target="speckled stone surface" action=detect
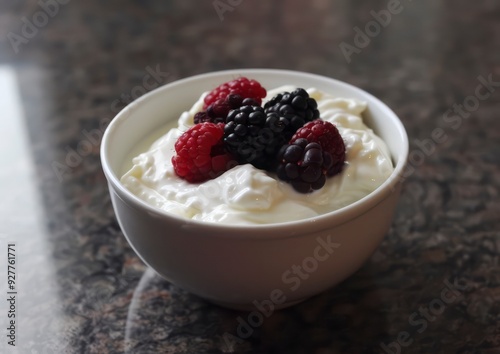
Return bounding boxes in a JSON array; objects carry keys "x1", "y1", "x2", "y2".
[{"x1": 0, "y1": 0, "x2": 499, "y2": 353}]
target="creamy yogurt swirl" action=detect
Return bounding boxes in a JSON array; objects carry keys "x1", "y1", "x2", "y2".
[{"x1": 120, "y1": 86, "x2": 394, "y2": 225}]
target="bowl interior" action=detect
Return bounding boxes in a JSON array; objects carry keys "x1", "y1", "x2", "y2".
[{"x1": 101, "y1": 69, "x2": 408, "y2": 228}]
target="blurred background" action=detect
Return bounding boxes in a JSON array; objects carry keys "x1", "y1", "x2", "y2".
[{"x1": 0, "y1": 0, "x2": 499, "y2": 353}]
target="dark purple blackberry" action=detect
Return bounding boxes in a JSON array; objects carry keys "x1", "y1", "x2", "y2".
[
  {"x1": 276, "y1": 138, "x2": 333, "y2": 193},
  {"x1": 224, "y1": 106, "x2": 288, "y2": 170},
  {"x1": 194, "y1": 111, "x2": 222, "y2": 124},
  {"x1": 264, "y1": 88, "x2": 320, "y2": 140},
  {"x1": 194, "y1": 94, "x2": 258, "y2": 124}
]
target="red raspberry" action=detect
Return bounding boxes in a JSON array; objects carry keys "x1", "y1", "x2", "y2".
[
  {"x1": 291, "y1": 120, "x2": 346, "y2": 176},
  {"x1": 172, "y1": 123, "x2": 236, "y2": 183},
  {"x1": 194, "y1": 94, "x2": 258, "y2": 124},
  {"x1": 203, "y1": 77, "x2": 267, "y2": 109}
]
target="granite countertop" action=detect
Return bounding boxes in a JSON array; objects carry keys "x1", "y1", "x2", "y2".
[{"x1": 1, "y1": 0, "x2": 499, "y2": 353}]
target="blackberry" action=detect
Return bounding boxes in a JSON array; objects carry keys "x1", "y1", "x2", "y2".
[
  {"x1": 224, "y1": 106, "x2": 289, "y2": 170},
  {"x1": 194, "y1": 94, "x2": 258, "y2": 124},
  {"x1": 194, "y1": 111, "x2": 222, "y2": 124},
  {"x1": 291, "y1": 119, "x2": 346, "y2": 176},
  {"x1": 264, "y1": 88, "x2": 320, "y2": 140},
  {"x1": 276, "y1": 138, "x2": 334, "y2": 193}
]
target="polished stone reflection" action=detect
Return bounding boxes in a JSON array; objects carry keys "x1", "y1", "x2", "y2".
[
  {"x1": 0, "y1": 66, "x2": 68, "y2": 353},
  {"x1": 124, "y1": 268, "x2": 237, "y2": 353}
]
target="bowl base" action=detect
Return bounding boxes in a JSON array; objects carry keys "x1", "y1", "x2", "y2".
[{"x1": 207, "y1": 297, "x2": 308, "y2": 311}]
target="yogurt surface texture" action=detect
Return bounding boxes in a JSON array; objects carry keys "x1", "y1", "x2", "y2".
[{"x1": 120, "y1": 86, "x2": 394, "y2": 225}]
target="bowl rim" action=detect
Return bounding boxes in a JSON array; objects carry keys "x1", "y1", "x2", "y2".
[{"x1": 101, "y1": 68, "x2": 409, "y2": 235}]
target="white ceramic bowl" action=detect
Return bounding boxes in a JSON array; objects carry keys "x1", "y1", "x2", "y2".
[{"x1": 101, "y1": 69, "x2": 408, "y2": 310}]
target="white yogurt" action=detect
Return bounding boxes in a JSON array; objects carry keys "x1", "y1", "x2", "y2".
[{"x1": 120, "y1": 86, "x2": 394, "y2": 225}]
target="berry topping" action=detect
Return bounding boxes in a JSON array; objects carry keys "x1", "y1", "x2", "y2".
[
  {"x1": 223, "y1": 105, "x2": 289, "y2": 170},
  {"x1": 173, "y1": 79, "x2": 347, "y2": 191},
  {"x1": 203, "y1": 77, "x2": 267, "y2": 109},
  {"x1": 264, "y1": 88, "x2": 320, "y2": 139},
  {"x1": 277, "y1": 138, "x2": 334, "y2": 193},
  {"x1": 194, "y1": 94, "x2": 259, "y2": 124},
  {"x1": 291, "y1": 120, "x2": 346, "y2": 176},
  {"x1": 172, "y1": 123, "x2": 235, "y2": 183}
]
